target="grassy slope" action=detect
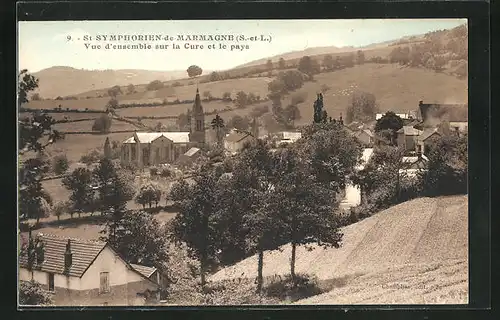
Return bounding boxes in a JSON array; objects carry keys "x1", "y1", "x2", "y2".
[
  {"x1": 285, "y1": 63, "x2": 468, "y2": 124},
  {"x1": 210, "y1": 195, "x2": 468, "y2": 304}
]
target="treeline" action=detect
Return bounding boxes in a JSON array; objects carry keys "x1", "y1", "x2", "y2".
[{"x1": 20, "y1": 106, "x2": 105, "y2": 113}]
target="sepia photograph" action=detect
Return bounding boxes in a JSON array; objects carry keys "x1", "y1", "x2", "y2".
[{"x1": 17, "y1": 19, "x2": 469, "y2": 307}]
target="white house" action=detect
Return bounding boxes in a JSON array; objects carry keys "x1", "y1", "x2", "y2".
[
  {"x1": 224, "y1": 130, "x2": 254, "y2": 154},
  {"x1": 277, "y1": 131, "x2": 302, "y2": 145},
  {"x1": 19, "y1": 233, "x2": 160, "y2": 306}
]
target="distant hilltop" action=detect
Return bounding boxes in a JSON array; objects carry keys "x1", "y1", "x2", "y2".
[{"x1": 30, "y1": 67, "x2": 191, "y2": 99}]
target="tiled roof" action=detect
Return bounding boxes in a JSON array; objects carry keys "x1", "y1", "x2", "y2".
[
  {"x1": 19, "y1": 233, "x2": 106, "y2": 278},
  {"x1": 123, "y1": 136, "x2": 136, "y2": 144},
  {"x1": 417, "y1": 128, "x2": 441, "y2": 142},
  {"x1": 130, "y1": 132, "x2": 190, "y2": 144},
  {"x1": 225, "y1": 131, "x2": 252, "y2": 143},
  {"x1": 130, "y1": 263, "x2": 157, "y2": 279}
]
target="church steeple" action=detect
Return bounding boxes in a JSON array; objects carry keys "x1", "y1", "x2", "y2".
[{"x1": 190, "y1": 88, "x2": 205, "y2": 145}]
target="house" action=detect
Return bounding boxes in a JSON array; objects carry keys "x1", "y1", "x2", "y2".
[
  {"x1": 416, "y1": 128, "x2": 442, "y2": 155},
  {"x1": 19, "y1": 233, "x2": 160, "y2": 306},
  {"x1": 418, "y1": 101, "x2": 468, "y2": 127},
  {"x1": 354, "y1": 129, "x2": 374, "y2": 146},
  {"x1": 224, "y1": 130, "x2": 254, "y2": 154},
  {"x1": 376, "y1": 112, "x2": 416, "y2": 121},
  {"x1": 277, "y1": 131, "x2": 302, "y2": 145},
  {"x1": 400, "y1": 154, "x2": 429, "y2": 177},
  {"x1": 120, "y1": 89, "x2": 206, "y2": 168},
  {"x1": 176, "y1": 147, "x2": 202, "y2": 166},
  {"x1": 396, "y1": 126, "x2": 423, "y2": 152}
]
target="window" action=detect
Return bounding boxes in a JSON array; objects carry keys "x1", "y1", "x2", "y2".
[
  {"x1": 196, "y1": 120, "x2": 202, "y2": 131},
  {"x1": 48, "y1": 273, "x2": 54, "y2": 292},
  {"x1": 100, "y1": 272, "x2": 110, "y2": 293},
  {"x1": 131, "y1": 147, "x2": 136, "y2": 160}
]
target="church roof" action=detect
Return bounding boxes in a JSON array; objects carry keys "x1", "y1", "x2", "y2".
[
  {"x1": 193, "y1": 88, "x2": 203, "y2": 114},
  {"x1": 123, "y1": 132, "x2": 190, "y2": 144}
]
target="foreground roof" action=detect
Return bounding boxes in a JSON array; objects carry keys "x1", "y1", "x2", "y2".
[
  {"x1": 19, "y1": 233, "x2": 106, "y2": 278},
  {"x1": 19, "y1": 233, "x2": 157, "y2": 280}
]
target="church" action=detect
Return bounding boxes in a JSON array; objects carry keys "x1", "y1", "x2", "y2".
[{"x1": 120, "y1": 89, "x2": 206, "y2": 167}]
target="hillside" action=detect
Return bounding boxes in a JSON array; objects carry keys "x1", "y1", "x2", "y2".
[
  {"x1": 31, "y1": 67, "x2": 190, "y2": 99},
  {"x1": 210, "y1": 195, "x2": 468, "y2": 304}
]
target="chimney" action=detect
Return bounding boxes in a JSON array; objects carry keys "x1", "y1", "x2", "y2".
[
  {"x1": 64, "y1": 239, "x2": 72, "y2": 273},
  {"x1": 35, "y1": 238, "x2": 45, "y2": 264}
]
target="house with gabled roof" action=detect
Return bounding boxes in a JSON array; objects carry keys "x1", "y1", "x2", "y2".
[
  {"x1": 19, "y1": 233, "x2": 160, "y2": 306},
  {"x1": 416, "y1": 128, "x2": 442, "y2": 155},
  {"x1": 224, "y1": 130, "x2": 254, "y2": 155}
]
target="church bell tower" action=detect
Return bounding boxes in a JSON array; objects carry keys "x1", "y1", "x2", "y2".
[{"x1": 189, "y1": 88, "x2": 205, "y2": 145}]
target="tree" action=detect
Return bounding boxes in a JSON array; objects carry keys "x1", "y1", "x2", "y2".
[
  {"x1": 93, "y1": 158, "x2": 134, "y2": 217},
  {"x1": 279, "y1": 70, "x2": 305, "y2": 92},
  {"x1": 127, "y1": 83, "x2": 136, "y2": 94},
  {"x1": 346, "y1": 91, "x2": 377, "y2": 124},
  {"x1": 374, "y1": 111, "x2": 404, "y2": 145},
  {"x1": 18, "y1": 69, "x2": 39, "y2": 108},
  {"x1": 52, "y1": 154, "x2": 69, "y2": 175},
  {"x1": 222, "y1": 92, "x2": 232, "y2": 102},
  {"x1": 356, "y1": 50, "x2": 365, "y2": 65},
  {"x1": 421, "y1": 134, "x2": 467, "y2": 196},
  {"x1": 227, "y1": 115, "x2": 250, "y2": 131},
  {"x1": 313, "y1": 93, "x2": 327, "y2": 124},
  {"x1": 202, "y1": 90, "x2": 212, "y2": 101},
  {"x1": 146, "y1": 80, "x2": 164, "y2": 91},
  {"x1": 19, "y1": 280, "x2": 52, "y2": 305},
  {"x1": 232, "y1": 139, "x2": 284, "y2": 292},
  {"x1": 92, "y1": 114, "x2": 112, "y2": 133},
  {"x1": 31, "y1": 93, "x2": 41, "y2": 101},
  {"x1": 271, "y1": 146, "x2": 343, "y2": 284},
  {"x1": 235, "y1": 91, "x2": 248, "y2": 108},
  {"x1": 103, "y1": 137, "x2": 112, "y2": 159},
  {"x1": 209, "y1": 72, "x2": 221, "y2": 82},
  {"x1": 298, "y1": 56, "x2": 320, "y2": 79},
  {"x1": 102, "y1": 210, "x2": 170, "y2": 290},
  {"x1": 135, "y1": 182, "x2": 162, "y2": 209},
  {"x1": 107, "y1": 85, "x2": 122, "y2": 98},
  {"x1": 282, "y1": 104, "x2": 301, "y2": 128},
  {"x1": 278, "y1": 57, "x2": 286, "y2": 69},
  {"x1": 169, "y1": 167, "x2": 224, "y2": 288},
  {"x1": 266, "y1": 59, "x2": 273, "y2": 70},
  {"x1": 211, "y1": 114, "x2": 225, "y2": 147},
  {"x1": 62, "y1": 167, "x2": 95, "y2": 218},
  {"x1": 176, "y1": 112, "x2": 190, "y2": 131},
  {"x1": 106, "y1": 98, "x2": 119, "y2": 110},
  {"x1": 52, "y1": 201, "x2": 71, "y2": 221},
  {"x1": 389, "y1": 46, "x2": 410, "y2": 65},
  {"x1": 296, "y1": 122, "x2": 363, "y2": 193},
  {"x1": 187, "y1": 65, "x2": 203, "y2": 78},
  {"x1": 322, "y1": 54, "x2": 334, "y2": 72}
]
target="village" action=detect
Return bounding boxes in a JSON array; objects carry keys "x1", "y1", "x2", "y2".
[{"x1": 18, "y1": 20, "x2": 469, "y2": 306}]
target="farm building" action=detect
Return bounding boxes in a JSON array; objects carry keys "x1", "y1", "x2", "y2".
[{"x1": 19, "y1": 233, "x2": 160, "y2": 306}]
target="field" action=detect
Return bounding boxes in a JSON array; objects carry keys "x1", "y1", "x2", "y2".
[
  {"x1": 43, "y1": 132, "x2": 132, "y2": 163},
  {"x1": 24, "y1": 77, "x2": 272, "y2": 111},
  {"x1": 210, "y1": 195, "x2": 468, "y2": 304},
  {"x1": 282, "y1": 63, "x2": 468, "y2": 124},
  {"x1": 53, "y1": 119, "x2": 138, "y2": 132}
]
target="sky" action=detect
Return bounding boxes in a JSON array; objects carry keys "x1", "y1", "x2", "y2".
[{"x1": 18, "y1": 19, "x2": 466, "y2": 72}]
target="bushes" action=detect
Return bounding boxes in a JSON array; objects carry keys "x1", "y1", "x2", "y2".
[
  {"x1": 80, "y1": 149, "x2": 102, "y2": 164},
  {"x1": 92, "y1": 114, "x2": 112, "y2": 133},
  {"x1": 264, "y1": 274, "x2": 323, "y2": 302},
  {"x1": 52, "y1": 154, "x2": 69, "y2": 175},
  {"x1": 19, "y1": 280, "x2": 53, "y2": 306}
]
